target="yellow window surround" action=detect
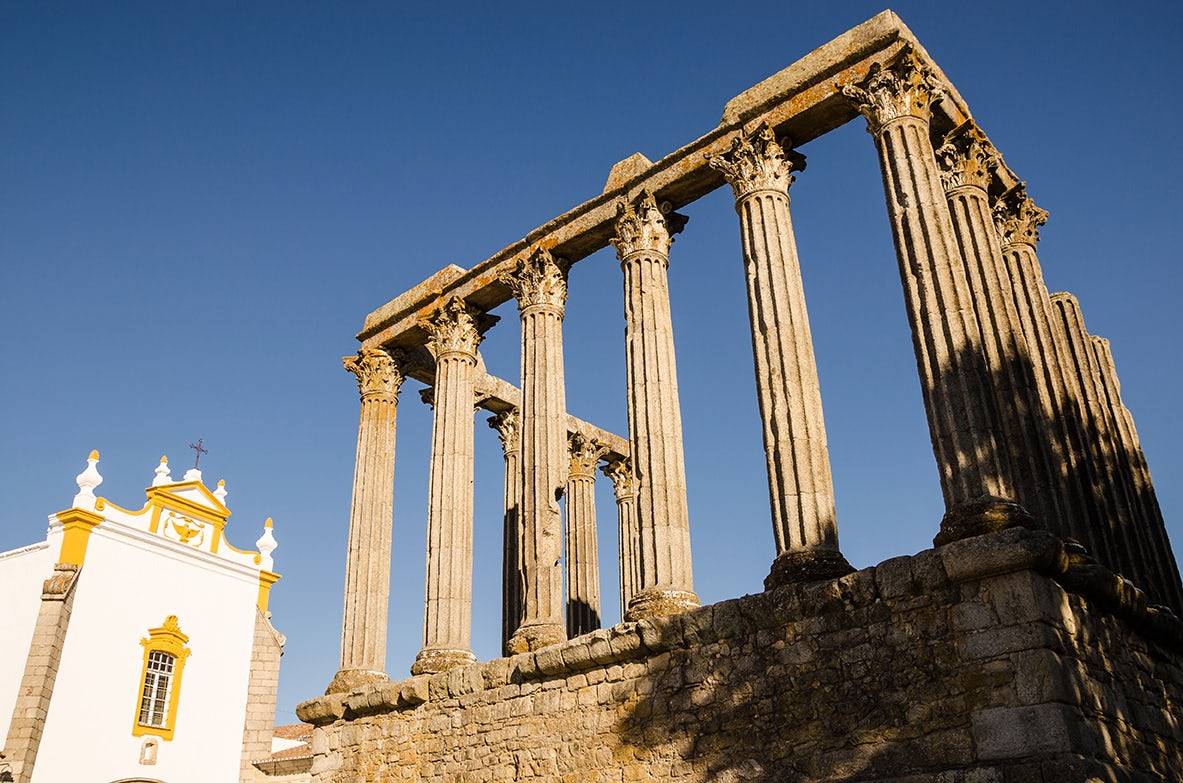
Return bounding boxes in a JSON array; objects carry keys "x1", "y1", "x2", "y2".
[{"x1": 132, "y1": 615, "x2": 191, "y2": 741}]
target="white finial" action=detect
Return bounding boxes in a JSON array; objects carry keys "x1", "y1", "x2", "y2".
[
  {"x1": 256, "y1": 517, "x2": 277, "y2": 571},
  {"x1": 152, "y1": 455, "x2": 172, "y2": 486},
  {"x1": 183, "y1": 466, "x2": 202, "y2": 482},
  {"x1": 73, "y1": 450, "x2": 103, "y2": 510},
  {"x1": 213, "y1": 479, "x2": 228, "y2": 505}
]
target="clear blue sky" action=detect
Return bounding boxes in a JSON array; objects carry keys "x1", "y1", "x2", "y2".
[{"x1": 3, "y1": 2, "x2": 1180, "y2": 725}]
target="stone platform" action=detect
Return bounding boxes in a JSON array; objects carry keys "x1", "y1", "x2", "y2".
[{"x1": 297, "y1": 529, "x2": 1183, "y2": 782}]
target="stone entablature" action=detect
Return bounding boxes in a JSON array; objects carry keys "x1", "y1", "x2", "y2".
[{"x1": 299, "y1": 528, "x2": 1183, "y2": 781}]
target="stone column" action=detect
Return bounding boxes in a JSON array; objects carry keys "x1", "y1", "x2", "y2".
[
  {"x1": 1091, "y1": 336, "x2": 1183, "y2": 612},
  {"x1": 1048, "y1": 293, "x2": 1141, "y2": 585},
  {"x1": 565, "y1": 433, "x2": 605, "y2": 637},
  {"x1": 611, "y1": 190, "x2": 698, "y2": 620},
  {"x1": 502, "y1": 249, "x2": 570, "y2": 653},
  {"x1": 934, "y1": 122, "x2": 1062, "y2": 531},
  {"x1": 411, "y1": 297, "x2": 489, "y2": 675},
  {"x1": 329, "y1": 346, "x2": 404, "y2": 694},
  {"x1": 993, "y1": 185, "x2": 1111, "y2": 559},
  {"x1": 602, "y1": 457, "x2": 640, "y2": 614},
  {"x1": 488, "y1": 409, "x2": 524, "y2": 655},
  {"x1": 708, "y1": 123, "x2": 853, "y2": 588},
  {"x1": 841, "y1": 46, "x2": 1030, "y2": 545}
]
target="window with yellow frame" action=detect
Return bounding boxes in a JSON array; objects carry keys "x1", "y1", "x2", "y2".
[{"x1": 132, "y1": 615, "x2": 190, "y2": 740}]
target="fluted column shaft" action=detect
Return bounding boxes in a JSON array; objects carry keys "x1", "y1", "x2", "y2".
[
  {"x1": 935, "y1": 125, "x2": 1061, "y2": 531},
  {"x1": 329, "y1": 347, "x2": 404, "y2": 694},
  {"x1": 612, "y1": 190, "x2": 698, "y2": 620},
  {"x1": 412, "y1": 298, "x2": 486, "y2": 675},
  {"x1": 489, "y1": 409, "x2": 523, "y2": 655},
  {"x1": 603, "y1": 458, "x2": 640, "y2": 615},
  {"x1": 565, "y1": 434, "x2": 604, "y2": 637},
  {"x1": 994, "y1": 188, "x2": 1111, "y2": 560},
  {"x1": 842, "y1": 48, "x2": 1029, "y2": 544},
  {"x1": 709, "y1": 125, "x2": 852, "y2": 588},
  {"x1": 1049, "y1": 294, "x2": 1142, "y2": 585},
  {"x1": 503, "y1": 249, "x2": 569, "y2": 653},
  {"x1": 1091, "y1": 337, "x2": 1183, "y2": 612}
]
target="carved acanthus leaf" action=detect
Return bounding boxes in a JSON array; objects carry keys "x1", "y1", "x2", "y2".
[
  {"x1": 500, "y1": 247, "x2": 569, "y2": 312},
  {"x1": 488, "y1": 408, "x2": 520, "y2": 454},
  {"x1": 839, "y1": 45, "x2": 945, "y2": 134},
  {"x1": 610, "y1": 190, "x2": 686, "y2": 260},
  {"x1": 568, "y1": 432, "x2": 607, "y2": 478},
  {"x1": 935, "y1": 121, "x2": 999, "y2": 192},
  {"x1": 708, "y1": 123, "x2": 805, "y2": 200},
  {"x1": 600, "y1": 456, "x2": 637, "y2": 499},
  {"x1": 343, "y1": 347, "x2": 405, "y2": 402},
  {"x1": 992, "y1": 183, "x2": 1048, "y2": 248},
  {"x1": 421, "y1": 296, "x2": 491, "y2": 359}
]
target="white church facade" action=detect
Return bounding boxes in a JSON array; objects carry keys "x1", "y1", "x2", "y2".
[{"x1": 0, "y1": 451, "x2": 305, "y2": 783}]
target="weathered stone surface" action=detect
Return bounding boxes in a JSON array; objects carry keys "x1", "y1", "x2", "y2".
[{"x1": 302, "y1": 531, "x2": 1183, "y2": 781}]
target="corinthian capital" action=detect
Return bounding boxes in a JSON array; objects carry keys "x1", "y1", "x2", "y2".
[
  {"x1": 992, "y1": 183, "x2": 1048, "y2": 249},
  {"x1": 839, "y1": 45, "x2": 945, "y2": 134},
  {"x1": 935, "y1": 121, "x2": 999, "y2": 192},
  {"x1": 422, "y1": 296, "x2": 492, "y2": 359},
  {"x1": 568, "y1": 432, "x2": 607, "y2": 478},
  {"x1": 610, "y1": 190, "x2": 687, "y2": 260},
  {"x1": 344, "y1": 347, "x2": 405, "y2": 402},
  {"x1": 600, "y1": 456, "x2": 637, "y2": 500},
  {"x1": 708, "y1": 123, "x2": 805, "y2": 200},
  {"x1": 500, "y1": 247, "x2": 569, "y2": 312},
  {"x1": 487, "y1": 408, "x2": 520, "y2": 454}
]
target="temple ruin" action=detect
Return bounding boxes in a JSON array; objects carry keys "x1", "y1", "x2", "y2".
[{"x1": 299, "y1": 11, "x2": 1183, "y2": 781}]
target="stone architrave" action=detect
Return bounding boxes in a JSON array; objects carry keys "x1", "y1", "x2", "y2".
[
  {"x1": 501, "y1": 248, "x2": 570, "y2": 653},
  {"x1": 488, "y1": 409, "x2": 524, "y2": 654},
  {"x1": 840, "y1": 46, "x2": 1031, "y2": 545},
  {"x1": 1048, "y1": 293, "x2": 1143, "y2": 586},
  {"x1": 328, "y1": 346, "x2": 405, "y2": 694},
  {"x1": 602, "y1": 457, "x2": 640, "y2": 613},
  {"x1": 611, "y1": 190, "x2": 698, "y2": 620},
  {"x1": 708, "y1": 123, "x2": 853, "y2": 588},
  {"x1": 565, "y1": 433, "x2": 606, "y2": 637},
  {"x1": 411, "y1": 297, "x2": 490, "y2": 675},
  {"x1": 992, "y1": 185, "x2": 1112, "y2": 561},
  {"x1": 935, "y1": 122, "x2": 1062, "y2": 532},
  {"x1": 1090, "y1": 336, "x2": 1183, "y2": 612}
]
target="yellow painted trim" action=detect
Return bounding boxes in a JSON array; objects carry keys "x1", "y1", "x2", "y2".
[
  {"x1": 55, "y1": 508, "x2": 103, "y2": 566},
  {"x1": 146, "y1": 481, "x2": 231, "y2": 521},
  {"x1": 148, "y1": 504, "x2": 163, "y2": 534},
  {"x1": 132, "y1": 615, "x2": 191, "y2": 742},
  {"x1": 257, "y1": 570, "x2": 281, "y2": 613},
  {"x1": 93, "y1": 497, "x2": 152, "y2": 517}
]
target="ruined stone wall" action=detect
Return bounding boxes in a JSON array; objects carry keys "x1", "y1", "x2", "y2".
[{"x1": 297, "y1": 529, "x2": 1183, "y2": 782}]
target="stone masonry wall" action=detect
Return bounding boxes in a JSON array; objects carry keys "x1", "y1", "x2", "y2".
[{"x1": 297, "y1": 529, "x2": 1183, "y2": 782}]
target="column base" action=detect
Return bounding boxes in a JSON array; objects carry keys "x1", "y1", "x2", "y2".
[
  {"x1": 410, "y1": 647, "x2": 476, "y2": 676},
  {"x1": 933, "y1": 495, "x2": 1036, "y2": 548},
  {"x1": 325, "y1": 668, "x2": 389, "y2": 695},
  {"x1": 506, "y1": 622, "x2": 566, "y2": 654},
  {"x1": 764, "y1": 548, "x2": 854, "y2": 591},
  {"x1": 624, "y1": 588, "x2": 699, "y2": 622}
]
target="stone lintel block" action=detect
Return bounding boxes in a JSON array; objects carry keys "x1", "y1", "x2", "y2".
[
  {"x1": 971, "y1": 703, "x2": 1076, "y2": 760},
  {"x1": 558, "y1": 640, "x2": 593, "y2": 671},
  {"x1": 534, "y1": 646, "x2": 567, "y2": 677},
  {"x1": 427, "y1": 672, "x2": 450, "y2": 701},
  {"x1": 342, "y1": 682, "x2": 400, "y2": 717},
  {"x1": 940, "y1": 528, "x2": 1064, "y2": 585},
  {"x1": 446, "y1": 664, "x2": 482, "y2": 698},
  {"x1": 509, "y1": 652, "x2": 538, "y2": 680},
  {"x1": 399, "y1": 675, "x2": 431, "y2": 707},
  {"x1": 635, "y1": 616, "x2": 677, "y2": 653},
  {"x1": 295, "y1": 694, "x2": 346, "y2": 726},
  {"x1": 481, "y1": 657, "x2": 511, "y2": 689},
  {"x1": 607, "y1": 624, "x2": 645, "y2": 659},
  {"x1": 876, "y1": 549, "x2": 948, "y2": 600}
]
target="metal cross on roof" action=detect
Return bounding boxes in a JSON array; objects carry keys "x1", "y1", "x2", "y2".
[{"x1": 188, "y1": 438, "x2": 208, "y2": 469}]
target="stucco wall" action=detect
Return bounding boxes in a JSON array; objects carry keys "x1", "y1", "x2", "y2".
[
  {"x1": 0, "y1": 543, "x2": 52, "y2": 736},
  {"x1": 298, "y1": 528, "x2": 1183, "y2": 782},
  {"x1": 32, "y1": 524, "x2": 259, "y2": 783}
]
